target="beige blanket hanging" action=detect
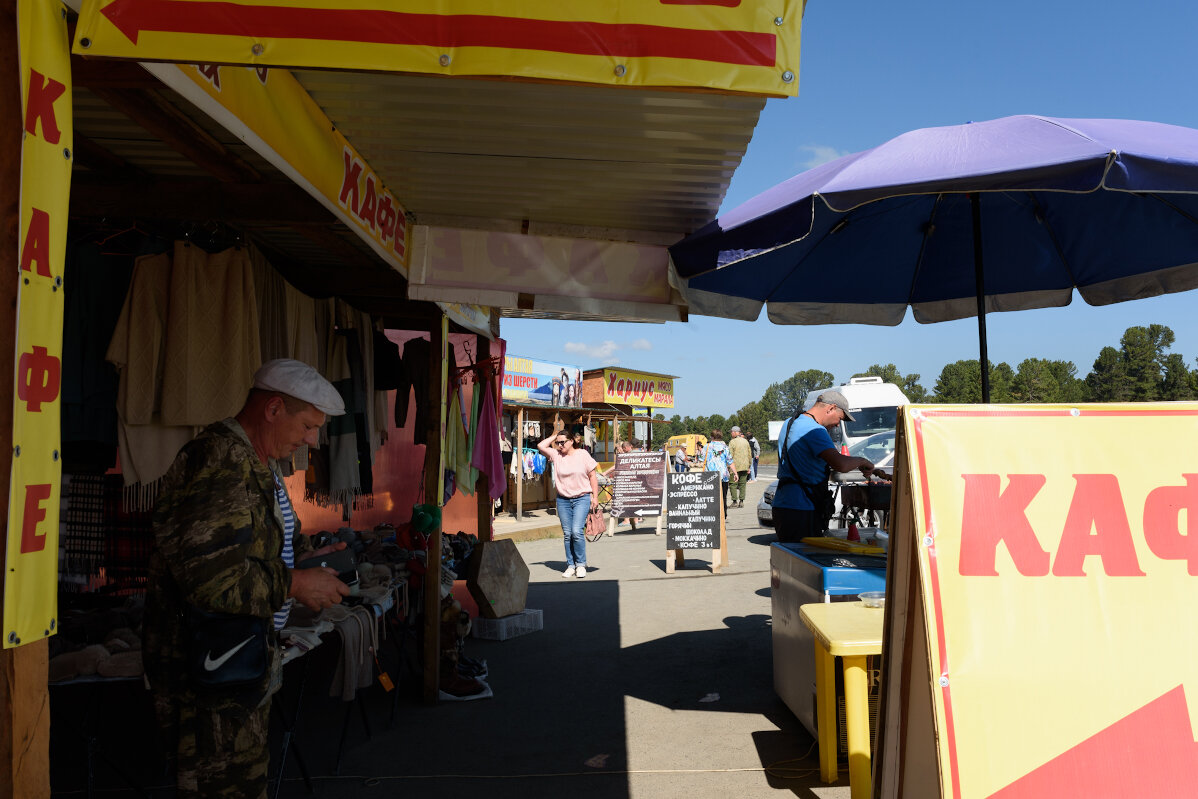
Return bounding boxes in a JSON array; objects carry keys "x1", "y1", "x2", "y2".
[
  {"x1": 159, "y1": 242, "x2": 260, "y2": 425},
  {"x1": 107, "y1": 242, "x2": 261, "y2": 493}
]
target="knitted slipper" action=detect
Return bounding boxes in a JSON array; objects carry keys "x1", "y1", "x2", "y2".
[
  {"x1": 97, "y1": 650, "x2": 143, "y2": 678},
  {"x1": 438, "y1": 674, "x2": 493, "y2": 702}
]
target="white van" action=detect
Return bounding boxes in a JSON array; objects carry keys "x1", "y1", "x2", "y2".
[{"x1": 801, "y1": 376, "x2": 911, "y2": 452}]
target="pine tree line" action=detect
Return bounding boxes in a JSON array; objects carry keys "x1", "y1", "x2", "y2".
[{"x1": 652, "y1": 324, "x2": 1198, "y2": 447}]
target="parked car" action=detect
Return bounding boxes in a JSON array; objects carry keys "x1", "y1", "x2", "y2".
[
  {"x1": 834, "y1": 430, "x2": 897, "y2": 476},
  {"x1": 757, "y1": 430, "x2": 898, "y2": 529},
  {"x1": 757, "y1": 480, "x2": 778, "y2": 527}
]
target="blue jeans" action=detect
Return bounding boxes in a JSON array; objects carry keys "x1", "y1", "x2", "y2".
[
  {"x1": 751, "y1": 456, "x2": 759, "y2": 479},
  {"x1": 557, "y1": 494, "x2": 591, "y2": 567}
]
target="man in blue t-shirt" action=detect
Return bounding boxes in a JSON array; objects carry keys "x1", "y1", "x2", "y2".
[{"x1": 773, "y1": 389, "x2": 877, "y2": 543}]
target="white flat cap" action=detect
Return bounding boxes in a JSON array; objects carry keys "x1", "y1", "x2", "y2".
[{"x1": 253, "y1": 359, "x2": 345, "y2": 416}]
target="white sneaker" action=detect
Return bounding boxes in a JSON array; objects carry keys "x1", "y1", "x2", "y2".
[
  {"x1": 562, "y1": 566, "x2": 575, "y2": 578},
  {"x1": 575, "y1": 565, "x2": 587, "y2": 578}
]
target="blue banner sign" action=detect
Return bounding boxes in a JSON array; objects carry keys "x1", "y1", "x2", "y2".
[{"x1": 503, "y1": 354, "x2": 584, "y2": 407}]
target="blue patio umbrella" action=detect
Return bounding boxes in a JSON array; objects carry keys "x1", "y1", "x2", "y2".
[{"x1": 669, "y1": 115, "x2": 1198, "y2": 401}]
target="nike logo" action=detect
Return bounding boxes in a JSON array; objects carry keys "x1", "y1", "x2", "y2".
[{"x1": 202, "y1": 636, "x2": 255, "y2": 671}]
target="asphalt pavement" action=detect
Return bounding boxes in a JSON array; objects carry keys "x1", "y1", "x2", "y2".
[
  {"x1": 274, "y1": 469, "x2": 851, "y2": 799},
  {"x1": 47, "y1": 463, "x2": 852, "y2": 799}
]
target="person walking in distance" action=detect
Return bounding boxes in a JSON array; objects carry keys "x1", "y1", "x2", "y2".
[
  {"x1": 727, "y1": 426, "x2": 752, "y2": 509},
  {"x1": 748, "y1": 431, "x2": 761, "y2": 481},
  {"x1": 538, "y1": 418, "x2": 599, "y2": 577},
  {"x1": 703, "y1": 430, "x2": 737, "y2": 519}
]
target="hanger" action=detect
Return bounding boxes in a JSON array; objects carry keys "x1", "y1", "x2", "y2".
[
  {"x1": 450, "y1": 355, "x2": 501, "y2": 383},
  {"x1": 98, "y1": 221, "x2": 145, "y2": 248}
]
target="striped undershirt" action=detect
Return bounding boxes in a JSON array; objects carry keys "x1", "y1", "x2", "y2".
[{"x1": 272, "y1": 470, "x2": 295, "y2": 631}]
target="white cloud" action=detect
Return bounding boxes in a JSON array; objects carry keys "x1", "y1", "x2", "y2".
[
  {"x1": 564, "y1": 340, "x2": 620, "y2": 360},
  {"x1": 563, "y1": 337, "x2": 652, "y2": 363},
  {"x1": 798, "y1": 144, "x2": 849, "y2": 169}
]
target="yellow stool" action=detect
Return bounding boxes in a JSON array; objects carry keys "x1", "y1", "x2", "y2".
[{"x1": 799, "y1": 601, "x2": 884, "y2": 799}]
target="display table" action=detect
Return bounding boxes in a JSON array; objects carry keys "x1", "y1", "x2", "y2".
[
  {"x1": 275, "y1": 578, "x2": 409, "y2": 791},
  {"x1": 799, "y1": 601, "x2": 884, "y2": 799}
]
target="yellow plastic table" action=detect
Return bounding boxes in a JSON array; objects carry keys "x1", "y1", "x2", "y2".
[{"x1": 799, "y1": 601, "x2": 884, "y2": 799}]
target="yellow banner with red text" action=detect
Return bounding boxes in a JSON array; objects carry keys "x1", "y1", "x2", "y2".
[
  {"x1": 142, "y1": 62, "x2": 496, "y2": 337},
  {"x1": 6, "y1": 0, "x2": 71, "y2": 648},
  {"x1": 602, "y1": 369, "x2": 673, "y2": 409},
  {"x1": 900, "y1": 404, "x2": 1198, "y2": 797},
  {"x1": 162, "y1": 61, "x2": 408, "y2": 271},
  {"x1": 74, "y1": 0, "x2": 805, "y2": 96}
]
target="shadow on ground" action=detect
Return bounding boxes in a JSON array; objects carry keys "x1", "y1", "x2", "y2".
[{"x1": 51, "y1": 491, "x2": 835, "y2": 799}]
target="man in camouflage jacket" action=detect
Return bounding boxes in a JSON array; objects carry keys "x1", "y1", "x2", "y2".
[{"x1": 145, "y1": 360, "x2": 349, "y2": 799}]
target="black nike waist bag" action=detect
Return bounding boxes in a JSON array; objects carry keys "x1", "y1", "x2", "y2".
[{"x1": 185, "y1": 606, "x2": 269, "y2": 691}]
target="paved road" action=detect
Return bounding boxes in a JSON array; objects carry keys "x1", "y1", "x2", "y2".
[
  {"x1": 52, "y1": 469, "x2": 849, "y2": 799},
  {"x1": 284, "y1": 476, "x2": 850, "y2": 799}
]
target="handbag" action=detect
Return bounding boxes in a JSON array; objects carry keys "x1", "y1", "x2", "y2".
[
  {"x1": 185, "y1": 605, "x2": 269, "y2": 691},
  {"x1": 585, "y1": 505, "x2": 607, "y2": 539}
]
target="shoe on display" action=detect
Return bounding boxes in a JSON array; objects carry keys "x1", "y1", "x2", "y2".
[
  {"x1": 438, "y1": 673, "x2": 493, "y2": 702},
  {"x1": 576, "y1": 565, "x2": 587, "y2": 578},
  {"x1": 459, "y1": 654, "x2": 489, "y2": 679},
  {"x1": 562, "y1": 566, "x2": 575, "y2": 578},
  {"x1": 458, "y1": 661, "x2": 488, "y2": 680}
]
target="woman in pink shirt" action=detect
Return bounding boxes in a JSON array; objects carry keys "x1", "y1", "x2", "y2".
[{"x1": 538, "y1": 420, "x2": 599, "y2": 578}]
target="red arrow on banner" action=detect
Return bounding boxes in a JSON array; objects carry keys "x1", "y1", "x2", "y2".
[
  {"x1": 989, "y1": 686, "x2": 1198, "y2": 798},
  {"x1": 99, "y1": 0, "x2": 776, "y2": 66}
]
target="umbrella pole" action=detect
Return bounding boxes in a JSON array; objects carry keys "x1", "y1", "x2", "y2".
[{"x1": 970, "y1": 192, "x2": 991, "y2": 403}]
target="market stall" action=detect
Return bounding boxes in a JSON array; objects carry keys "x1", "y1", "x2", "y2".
[
  {"x1": 3, "y1": 1, "x2": 807, "y2": 795},
  {"x1": 581, "y1": 366, "x2": 677, "y2": 453}
]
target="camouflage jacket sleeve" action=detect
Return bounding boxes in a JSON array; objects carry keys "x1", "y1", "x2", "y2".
[{"x1": 153, "y1": 421, "x2": 291, "y2": 618}]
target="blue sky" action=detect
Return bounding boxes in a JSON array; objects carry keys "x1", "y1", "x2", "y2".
[{"x1": 501, "y1": 0, "x2": 1198, "y2": 419}]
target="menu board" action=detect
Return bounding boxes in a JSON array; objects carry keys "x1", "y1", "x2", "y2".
[
  {"x1": 610, "y1": 451, "x2": 667, "y2": 519},
  {"x1": 665, "y1": 471, "x2": 721, "y2": 549}
]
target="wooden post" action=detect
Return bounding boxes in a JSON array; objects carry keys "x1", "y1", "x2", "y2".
[
  {"x1": 475, "y1": 333, "x2": 492, "y2": 543},
  {"x1": 514, "y1": 406, "x2": 524, "y2": 520},
  {"x1": 713, "y1": 491, "x2": 727, "y2": 574},
  {"x1": 0, "y1": 4, "x2": 51, "y2": 794},
  {"x1": 422, "y1": 315, "x2": 447, "y2": 703}
]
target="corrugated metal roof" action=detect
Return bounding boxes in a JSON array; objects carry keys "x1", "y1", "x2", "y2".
[
  {"x1": 69, "y1": 65, "x2": 764, "y2": 325},
  {"x1": 294, "y1": 71, "x2": 764, "y2": 240}
]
